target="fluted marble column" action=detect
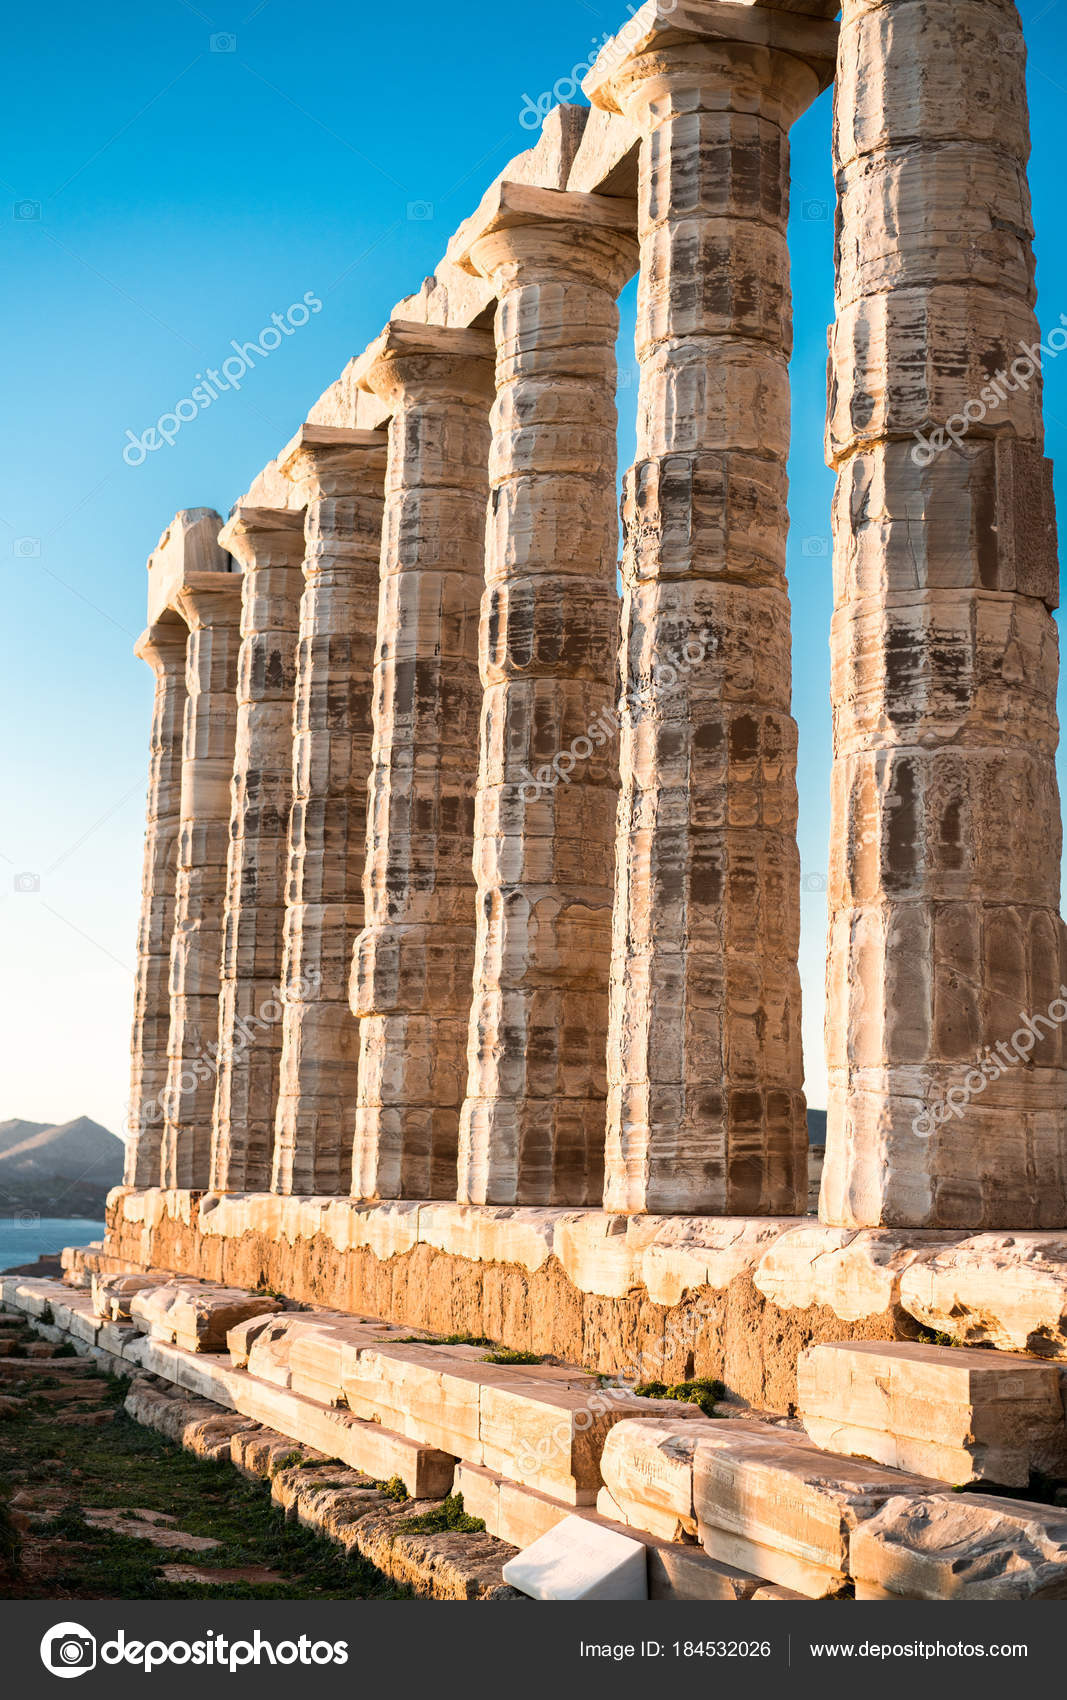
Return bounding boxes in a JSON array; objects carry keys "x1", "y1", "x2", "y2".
[
  {"x1": 161, "y1": 573, "x2": 243, "y2": 1190},
  {"x1": 271, "y1": 426, "x2": 387, "y2": 1196},
  {"x1": 210, "y1": 506, "x2": 306, "y2": 1193},
  {"x1": 821, "y1": 0, "x2": 1067, "y2": 1228},
  {"x1": 586, "y1": 5, "x2": 836, "y2": 1214},
  {"x1": 351, "y1": 322, "x2": 494, "y2": 1200},
  {"x1": 450, "y1": 181, "x2": 638, "y2": 1207},
  {"x1": 126, "y1": 620, "x2": 189, "y2": 1185}
]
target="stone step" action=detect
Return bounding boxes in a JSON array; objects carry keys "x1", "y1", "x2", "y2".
[
  {"x1": 597, "y1": 1415, "x2": 794, "y2": 1542},
  {"x1": 689, "y1": 1419, "x2": 941, "y2": 1598},
  {"x1": 798, "y1": 1339, "x2": 1067, "y2": 1488},
  {"x1": 850, "y1": 1493, "x2": 1067, "y2": 1601},
  {"x1": 455, "y1": 1460, "x2": 765, "y2": 1601},
  {"x1": 92, "y1": 1271, "x2": 174, "y2": 1322},
  {"x1": 131, "y1": 1283, "x2": 283, "y2": 1352}
]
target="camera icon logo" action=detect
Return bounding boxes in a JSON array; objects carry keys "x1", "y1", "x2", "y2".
[
  {"x1": 14, "y1": 537, "x2": 41, "y2": 557},
  {"x1": 210, "y1": 31, "x2": 237, "y2": 52},
  {"x1": 802, "y1": 199, "x2": 829, "y2": 222},
  {"x1": 406, "y1": 200, "x2": 433, "y2": 222},
  {"x1": 40, "y1": 1622, "x2": 97, "y2": 1679},
  {"x1": 802, "y1": 535, "x2": 829, "y2": 558},
  {"x1": 14, "y1": 199, "x2": 41, "y2": 221},
  {"x1": 13, "y1": 871, "x2": 40, "y2": 893}
]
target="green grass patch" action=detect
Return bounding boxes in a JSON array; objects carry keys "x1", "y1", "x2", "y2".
[
  {"x1": 371, "y1": 1475, "x2": 409, "y2": 1503},
  {"x1": 634, "y1": 1378, "x2": 726, "y2": 1418},
  {"x1": 395, "y1": 1494, "x2": 484, "y2": 1536},
  {"x1": 483, "y1": 1349, "x2": 542, "y2": 1366},
  {"x1": 0, "y1": 1374, "x2": 410, "y2": 1600}
]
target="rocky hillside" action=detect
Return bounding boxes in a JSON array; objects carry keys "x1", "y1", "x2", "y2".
[{"x1": 0, "y1": 1117, "x2": 123, "y2": 1217}]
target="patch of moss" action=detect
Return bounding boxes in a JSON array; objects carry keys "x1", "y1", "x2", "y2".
[
  {"x1": 372, "y1": 1475, "x2": 409, "y2": 1502},
  {"x1": 392, "y1": 1333, "x2": 495, "y2": 1348},
  {"x1": 634, "y1": 1378, "x2": 726, "y2": 1418},
  {"x1": 395, "y1": 1493, "x2": 485, "y2": 1536},
  {"x1": 915, "y1": 1326, "x2": 960, "y2": 1349},
  {"x1": 51, "y1": 1343, "x2": 79, "y2": 1360},
  {"x1": 484, "y1": 1349, "x2": 542, "y2": 1366},
  {"x1": 270, "y1": 1450, "x2": 306, "y2": 1476}
]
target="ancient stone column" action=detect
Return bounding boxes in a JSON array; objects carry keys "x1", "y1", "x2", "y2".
[
  {"x1": 821, "y1": 0, "x2": 1067, "y2": 1228},
  {"x1": 125, "y1": 620, "x2": 188, "y2": 1186},
  {"x1": 449, "y1": 181, "x2": 638, "y2": 1208},
  {"x1": 210, "y1": 506, "x2": 306, "y2": 1193},
  {"x1": 161, "y1": 572, "x2": 243, "y2": 1191},
  {"x1": 586, "y1": 5, "x2": 836, "y2": 1215},
  {"x1": 351, "y1": 323, "x2": 494, "y2": 1201},
  {"x1": 271, "y1": 427, "x2": 387, "y2": 1196}
]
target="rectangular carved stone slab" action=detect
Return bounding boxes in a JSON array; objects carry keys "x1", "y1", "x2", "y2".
[
  {"x1": 798, "y1": 1339, "x2": 1067, "y2": 1487},
  {"x1": 692, "y1": 1419, "x2": 938, "y2": 1597},
  {"x1": 131, "y1": 1283, "x2": 282, "y2": 1353}
]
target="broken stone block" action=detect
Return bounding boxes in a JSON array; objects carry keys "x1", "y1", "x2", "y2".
[
  {"x1": 752, "y1": 1584, "x2": 811, "y2": 1601},
  {"x1": 692, "y1": 1420, "x2": 937, "y2": 1598},
  {"x1": 502, "y1": 1514, "x2": 648, "y2": 1601},
  {"x1": 899, "y1": 1235, "x2": 1067, "y2": 1358},
  {"x1": 131, "y1": 1283, "x2": 282, "y2": 1352},
  {"x1": 798, "y1": 1340, "x2": 1067, "y2": 1487},
  {"x1": 850, "y1": 1493, "x2": 1067, "y2": 1601},
  {"x1": 227, "y1": 1311, "x2": 289, "y2": 1370},
  {"x1": 92, "y1": 1272, "x2": 170, "y2": 1322}
]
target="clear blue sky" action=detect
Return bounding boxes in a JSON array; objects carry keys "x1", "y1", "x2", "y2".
[{"x1": 2, "y1": 0, "x2": 1065, "y2": 1139}]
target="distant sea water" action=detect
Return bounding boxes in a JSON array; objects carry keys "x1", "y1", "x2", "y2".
[{"x1": 0, "y1": 1216, "x2": 106, "y2": 1271}]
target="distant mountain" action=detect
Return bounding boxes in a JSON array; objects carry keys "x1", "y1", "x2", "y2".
[
  {"x1": 0, "y1": 1116, "x2": 124, "y2": 1186},
  {"x1": 807, "y1": 1108, "x2": 827, "y2": 1147},
  {"x1": 0, "y1": 1119, "x2": 50, "y2": 1157}
]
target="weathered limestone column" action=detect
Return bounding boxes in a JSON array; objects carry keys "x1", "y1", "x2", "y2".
[
  {"x1": 821, "y1": 0, "x2": 1067, "y2": 1228},
  {"x1": 351, "y1": 323, "x2": 494, "y2": 1200},
  {"x1": 161, "y1": 572, "x2": 243, "y2": 1190},
  {"x1": 125, "y1": 620, "x2": 188, "y2": 1185},
  {"x1": 586, "y1": 5, "x2": 836, "y2": 1214},
  {"x1": 449, "y1": 181, "x2": 638, "y2": 1207},
  {"x1": 210, "y1": 507, "x2": 306, "y2": 1193},
  {"x1": 271, "y1": 427, "x2": 387, "y2": 1196}
]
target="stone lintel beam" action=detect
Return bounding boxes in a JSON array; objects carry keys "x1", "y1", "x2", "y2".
[
  {"x1": 210, "y1": 506, "x2": 307, "y2": 1195},
  {"x1": 448, "y1": 179, "x2": 638, "y2": 278},
  {"x1": 454, "y1": 187, "x2": 638, "y2": 1210},
  {"x1": 584, "y1": 0, "x2": 839, "y2": 110},
  {"x1": 271, "y1": 429, "x2": 389, "y2": 1197},
  {"x1": 147, "y1": 508, "x2": 231, "y2": 627},
  {"x1": 351, "y1": 321, "x2": 495, "y2": 1202},
  {"x1": 161, "y1": 573, "x2": 243, "y2": 1192},
  {"x1": 126, "y1": 619, "x2": 191, "y2": 1187}
]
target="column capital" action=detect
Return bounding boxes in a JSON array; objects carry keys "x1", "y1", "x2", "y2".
[
  {"x1": 448, "y1": 180, "x2": 638, "y2": 291},
  {"x1": 134, "y1": 620, "x2": 188, "y2": 674},
  {"x1": 359, "y1": 319, "x2": 495, "y2": 410},
  {"x1": 583, "y1": 0, "x2": 838, "y2": 123},
  {"x1": 277, "y1": 423, "x2": 388, "y2": 501},
  {"x1": 173, "y1": 571, "x2": 243, "y2": 632},
  {"x1": 218, "y1": 504, "x2": 306, "y2": 571}
]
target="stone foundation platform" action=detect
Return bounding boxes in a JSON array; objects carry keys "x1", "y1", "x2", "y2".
[{"x1": 99, "y1": 1190, "x2": 1067, "y2": 1414}]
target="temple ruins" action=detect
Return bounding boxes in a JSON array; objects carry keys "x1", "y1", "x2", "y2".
[{"x1": 12, "y1": 0, "x2": 1067, "y2": 1602}]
